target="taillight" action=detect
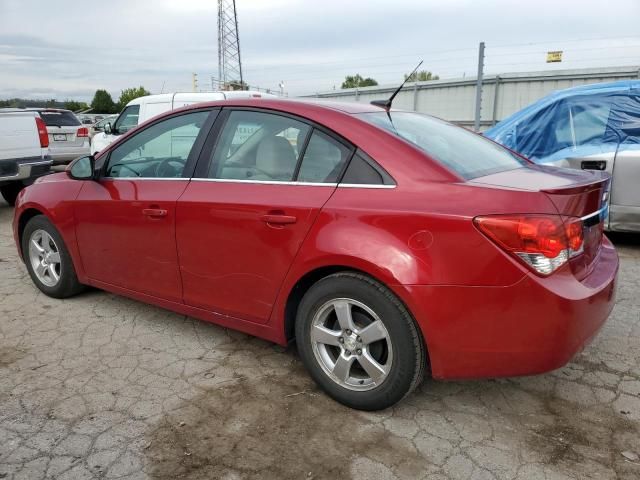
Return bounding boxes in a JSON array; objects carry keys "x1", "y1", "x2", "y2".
[
  {"x1": 474, "y1": 215, "x2": 584, "y2": 275},
  {"x1": 35, "y1": 117, "x2": 49, "y2": 148},
  {"x1": 77, "y1": 127, "x2": 89, "y2": 137}
]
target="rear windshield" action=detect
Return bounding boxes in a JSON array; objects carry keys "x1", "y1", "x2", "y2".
[
  {"x1": 39, "y1": 111, "x2": 81, "y2": 127},
  {"x1": 357, "y1": 112, "x2": 528, "y2": 179}
]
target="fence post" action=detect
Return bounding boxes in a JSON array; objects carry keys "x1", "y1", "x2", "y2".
[
  {"x1": 492, "y1": 75, "x2": 501, "y2": 126},
  {"x1": 474, "y1": 41, "x2": 485, "y2": 131}
]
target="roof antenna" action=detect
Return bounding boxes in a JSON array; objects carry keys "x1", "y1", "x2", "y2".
[{"x1": 371, "y1": 60, "x2": 423, "y2": 111}]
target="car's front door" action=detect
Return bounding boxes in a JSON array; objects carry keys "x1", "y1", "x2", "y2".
[
  {"x1": 176, "y1": 109, "x2": 353, "y2": 323},
  {"x1": 75, "y1": 109, "x2": 216, "y2": 302}
]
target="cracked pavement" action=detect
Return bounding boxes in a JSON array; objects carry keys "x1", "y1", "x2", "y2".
[{"x1": 0, "y1": 199, "x2": 639, "y2": 480}]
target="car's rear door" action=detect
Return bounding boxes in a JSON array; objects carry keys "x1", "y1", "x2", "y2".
[
  {"x1": 74, "y1": 108, "x2": 218, "y2": 302},
  {"x1": 176, "y1": 108, "x2": 353, "y2": 323}
]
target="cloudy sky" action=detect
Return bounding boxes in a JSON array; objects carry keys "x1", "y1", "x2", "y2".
[{"x1": 1, "y1": 0, "x2": 639, "y2": 101}]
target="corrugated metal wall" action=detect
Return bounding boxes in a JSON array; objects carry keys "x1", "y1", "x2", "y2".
[{"x1": 301, "y1": 66, "x2": 640, "y2": 129}]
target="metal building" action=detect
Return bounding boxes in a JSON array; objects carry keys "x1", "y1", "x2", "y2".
[{"x1": 302, "y1": 66, "x2": 640, "y2": 129}]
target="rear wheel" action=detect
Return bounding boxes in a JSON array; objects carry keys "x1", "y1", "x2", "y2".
[
  {"x1": 22, "y1": 215, "x2": 84, "y2": 298},
  {"x1": 0, "y1": 183, "x2": 24, "y2": 206},
  {"x1": 295, "y1": 272, "x2": 427, "y2": 410}
]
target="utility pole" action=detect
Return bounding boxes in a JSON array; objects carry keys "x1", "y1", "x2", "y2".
[
  {"x1": 218, "y1": 0, "x2": 244, "y2": 90},
  {"x1": 192, "y1": 73, "x2": 198, "y2": 92},
  {"x1": 474, "y1": 41, "x2": 485, "y2": 132}
]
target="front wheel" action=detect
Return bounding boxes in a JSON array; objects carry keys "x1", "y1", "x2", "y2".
[
  {"x1": 295, "y1": 272, "x2": 427, "y2": 410},
  {"x1": 22, "y1": 215, "x2": 84, "y2": 298}
]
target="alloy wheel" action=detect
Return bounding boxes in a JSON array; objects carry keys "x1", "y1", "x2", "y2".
[
  {"x1": 28, "y1": 229, "x2": 62, "y2": 287},
  {"x1": 310, "y1": 298, "x2": 393, "y2": 391}
]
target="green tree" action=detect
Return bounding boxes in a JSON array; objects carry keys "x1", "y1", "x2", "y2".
[
  {"x1": 341, "y1": 74, "x2": 378, "y2": 89},
  {"x1": 117, "y1": 86, "x2": 150, "y2": 110},
  {"x1": 64, "y1": 100, "x2": 89, "y2": 112},
  {"x1": 91, "y1": 90, "x2": 117, "y2": 113},
  {"x1": 404, "y1": 70, "x2": 439, "y2": 82}
]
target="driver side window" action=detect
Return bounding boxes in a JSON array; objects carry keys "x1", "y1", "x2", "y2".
[{"x1": 106, "y1": 110, "x2": 210, "y2": 178}]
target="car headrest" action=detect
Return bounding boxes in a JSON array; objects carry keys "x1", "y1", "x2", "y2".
[{"x1": 255, "y1": 136, "x2": 297, "y2": 180}]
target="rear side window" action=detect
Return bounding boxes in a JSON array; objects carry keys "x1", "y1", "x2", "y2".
[
  {"x1": 39, "y1": 111, "x2": 81, "y2": 127},
  {"x1": 358, "y1": 112, "x2": 527, "y2": 179},
  {"x1": 209, "y1": 110, "x2": 310, "y2": 182},
  {"x1": 297, "y1": 130, "x2": 351, "y2": 183}
]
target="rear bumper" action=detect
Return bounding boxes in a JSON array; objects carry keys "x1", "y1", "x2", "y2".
[
  {"x1": 402, "y1": 237, "x2": 618, "y2": 380},
  {"x1": 0, "y1": 157, "x2": 52, "y2": 186},
  {"x1": 49, "y1": 144, "x2": 90, "y2": 164}
]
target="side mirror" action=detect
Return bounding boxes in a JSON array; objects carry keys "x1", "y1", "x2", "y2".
[
  {"x1": 66, "y1": 155, "x2": 96, "y2": 180},
  {"x1": 104, "y1": 122, "x2": 113, "y2": 134},
  {"x1": 621, "y1": 122, "x2": 640, "y2": 137}
]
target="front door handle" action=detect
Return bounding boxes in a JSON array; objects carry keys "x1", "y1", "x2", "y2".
[
  {"x1": 261, "y1": 214, "x2": 297, "y2": 225},
  {"x1": 580, "y1": 160, "x2": 607, "y2": 171},
  {"x1": 142, "y1": 208, "x2": 168, "y2": 218}
]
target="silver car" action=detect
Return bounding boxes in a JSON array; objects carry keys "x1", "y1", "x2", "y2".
[
  {"x1": 31, "y1": 109, "x2": 91, "y2": 164},
  {"x1": 89, "y1": 115, "x2": 118, "y2": 141},
  {"x1": 485, "y1": 80, "x2": 640, "y2": 233}
]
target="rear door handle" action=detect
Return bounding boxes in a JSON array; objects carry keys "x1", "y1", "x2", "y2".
[
  {"x1": 261, "y1": 214, "x2": 297, "y2": 225},
  {"x1": 142, "y1": 208, "x2": 168, "y2": 218}
]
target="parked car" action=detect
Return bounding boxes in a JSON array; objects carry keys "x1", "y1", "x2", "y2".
[
  {"x1": 90, "y1": 91, "x2": 275, "y2": 154},
  {"x1": 20, "y1": 109, "x2": 91, "y2": 165},
  {"x1": 89, "y1": 115, "x2": 117, "y2": 141},
  {"x1": 0, "y1": 110, "x2": 52, "y2": 205},
  {"x1": 13, "y1": 99, "x2": 617, "y2": 410},
  {"x1": 485, "y1": 80, "x2": 640, "y2": 232}
]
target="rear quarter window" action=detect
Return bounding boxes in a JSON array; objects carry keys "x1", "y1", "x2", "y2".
[
  {"x1": 39, "y1": 111, "x2": 81, "y2": 127},
  {"x1": 341, "y1": 150, "x2": 395, "y2": 185}
]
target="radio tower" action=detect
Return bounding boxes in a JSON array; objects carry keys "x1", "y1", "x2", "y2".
[{"x1": 217, "y1": 0, "x2": 244, "y2": 90}]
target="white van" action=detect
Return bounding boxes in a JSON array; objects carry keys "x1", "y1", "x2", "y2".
[{"x1": 91, "y1": 91, "x2": 274, "y2": 154}]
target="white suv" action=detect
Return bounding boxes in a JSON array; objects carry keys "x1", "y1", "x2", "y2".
[{"x1": 29, "y1": 109, "x2": 91, "y2": 164}]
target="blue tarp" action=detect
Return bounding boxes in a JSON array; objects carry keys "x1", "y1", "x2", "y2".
[{"x1": 484, "y1": 80, "x2": 640, "y2": 163}]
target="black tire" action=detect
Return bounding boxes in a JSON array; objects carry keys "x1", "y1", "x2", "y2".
[
  {"x1": 0, "y1": 183, "x2": 23, "y2": 206},
  {"x1": 295, "y1": 272, "x2": 427, "y2": 410},
  {"x1": 21, "y1": 215, "x2": 84, "y2": 298}
]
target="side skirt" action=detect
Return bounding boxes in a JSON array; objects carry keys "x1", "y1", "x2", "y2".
[{"x1": 87, "y1": 278, "x2": 288, "y2": 345}]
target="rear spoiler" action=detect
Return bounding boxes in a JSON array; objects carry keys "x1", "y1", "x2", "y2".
[{"x1": 540, "y1": 174, "x2": 610, "y2": 195}]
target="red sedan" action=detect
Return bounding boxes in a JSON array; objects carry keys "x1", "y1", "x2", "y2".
[{"x1": 12, "y1": 99, "x2": 618, "y2": 410}]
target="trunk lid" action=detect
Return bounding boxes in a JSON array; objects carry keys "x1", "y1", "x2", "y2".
[{"x1": 470, "y1": 165, "x2": 610, "y2": 278}]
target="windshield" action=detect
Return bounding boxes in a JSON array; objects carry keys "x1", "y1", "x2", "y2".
[
  {"x1": 39, "y1": 110, "x2": 81, "y2": 127},
  {"x1": 357, "y1": 111, "x2": 528, "y2": 179}
]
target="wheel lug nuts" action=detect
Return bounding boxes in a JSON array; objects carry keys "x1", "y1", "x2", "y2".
[
  {"x1": 338, "y1": 337, "x2": 344, "y2": 343},
  {"x1": 345, "y1": 350, "x2": 351, "y2": 355},
  {"x1": 356, "y1": 349, "x2": 362, "y2": 355},
  {"x1": 345, "y1": 329, "x2": 352, "y2": 335}
]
